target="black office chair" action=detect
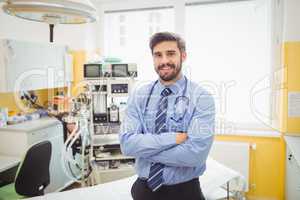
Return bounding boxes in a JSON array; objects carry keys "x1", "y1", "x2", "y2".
[{"x1": 0, "y1": 141, "x2": 52, "y2": 199}]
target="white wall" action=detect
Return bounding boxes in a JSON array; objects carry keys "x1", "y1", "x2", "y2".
[
  {"x1": 0, "y1": 9, "x2": 98, "y2": 50},
  {"x1": 283, "y1": 0, "x2": 300, "y2": 41}
]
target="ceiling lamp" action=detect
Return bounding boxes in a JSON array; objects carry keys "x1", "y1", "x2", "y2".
[{"x1": 1, "y1": 0, "x2": 98, "y2": 42}]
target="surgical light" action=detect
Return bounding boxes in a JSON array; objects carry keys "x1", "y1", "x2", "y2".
[{"x1": 0, "y1": 0, "x2": 98, "y2": 42}]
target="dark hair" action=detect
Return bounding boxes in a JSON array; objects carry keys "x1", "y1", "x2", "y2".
[{"x1": 149, "y1": 32, "x2": 186, "y2": 54}]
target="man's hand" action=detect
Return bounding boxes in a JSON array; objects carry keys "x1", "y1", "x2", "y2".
[
  {"x1": 176, "y1": 132, "x2": 188, "y2": 144},
  {"x1": 66, "y1": 123, "x2": 76, "y2": 133}
]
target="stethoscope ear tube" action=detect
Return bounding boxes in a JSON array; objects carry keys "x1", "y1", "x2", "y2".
[{"x1": 144, "y1": 76, "x2": 188, "y2": 112}]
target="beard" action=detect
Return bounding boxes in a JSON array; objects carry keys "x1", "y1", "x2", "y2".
[{"x1": 156, "y1": 61, "x2": 182, "y2": 82}]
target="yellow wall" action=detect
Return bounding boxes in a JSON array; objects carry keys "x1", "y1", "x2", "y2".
[
  {"x1": 0, "y1": 89, "x2": 49, "y2": 114},
  {"x1": 215, "y1": 135, "x2": 285, "y2": 200},
  {"x1": 283, "y1": 42, "x2": 300, "y2": 134},
  {"x1": 70, "y1": 50, "x2": 87, "y2": 97},
  {"x1": 0, "y1": 88, "x2": 66, "y2": 114}
]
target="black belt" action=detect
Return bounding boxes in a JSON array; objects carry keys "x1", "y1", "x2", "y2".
[{"x1": 138, "y1": 177, "x2": 199, "y2": 188}]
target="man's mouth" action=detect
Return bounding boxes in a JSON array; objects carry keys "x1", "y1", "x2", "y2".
[
  {"x1": 160, "y1": 66, "x2": 172, "y2": 71},
  {"x1": 158, "y1": 64, "x2": 175, "y2": 70}
]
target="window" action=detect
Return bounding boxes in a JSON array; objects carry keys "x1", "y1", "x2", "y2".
[
  {"x1": 104, "y1": 7, "x2": 175, "y2": 82},
  {"x1": 185, "y1": 0, "x2": 272, "y2": 132},
  {"x1": 103, "y1": 0, "x2": 276, "y2": 134}
]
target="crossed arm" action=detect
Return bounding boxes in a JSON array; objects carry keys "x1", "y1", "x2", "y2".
[{"x1": 119, "y1": 91, "x2": 215, "y2": 168}]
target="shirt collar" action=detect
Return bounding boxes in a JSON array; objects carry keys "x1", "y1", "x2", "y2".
[{"x1": 156, "y1": 75, "x2": 186, "y2": 96}]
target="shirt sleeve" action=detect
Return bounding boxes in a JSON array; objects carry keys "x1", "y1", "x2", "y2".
[
  {"x1": 119, "y1": 88, "x2": 177, "y2": 158},
  {"x1": 145, "y1": 91, "x2": 215, "y2": 167}
]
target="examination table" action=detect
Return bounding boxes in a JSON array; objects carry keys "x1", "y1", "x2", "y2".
[{"x1": 25, "y1": 158, "x2": 246, "y2": 200}]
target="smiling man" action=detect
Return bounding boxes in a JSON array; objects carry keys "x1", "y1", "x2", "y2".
[{"x1": 119, "y1": 32, "x2": 215, "y2": 200}]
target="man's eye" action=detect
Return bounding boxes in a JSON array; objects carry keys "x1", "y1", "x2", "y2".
[{"x1": 167, "y1": 52, "x2": 175, "y2": 56}]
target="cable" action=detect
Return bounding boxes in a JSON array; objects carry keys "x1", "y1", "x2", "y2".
[{"x1": 21, "y1": 91, "x2": 45, "y2": 109}]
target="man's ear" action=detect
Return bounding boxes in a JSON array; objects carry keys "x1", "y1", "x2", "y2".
[{"x1": 181, "y1": 51, "x2": 187, "y2": 62}]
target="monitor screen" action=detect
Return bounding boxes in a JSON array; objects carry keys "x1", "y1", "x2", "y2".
[
  {"x1": 112, "y1": 64, "x2": 128, "y2": 77},
  {"x1": 84, "y1": 64, "x2": 101, "y2": 77}
]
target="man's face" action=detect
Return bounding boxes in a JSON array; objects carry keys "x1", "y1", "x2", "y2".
[{"x1": 152, "y1": 41, "x2": 186, "y2": 82}]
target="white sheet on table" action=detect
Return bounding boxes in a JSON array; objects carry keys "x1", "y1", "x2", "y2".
[
  {"x1": 25, "y1": 157, "x2": 245, "y2": 200},
  {"x1": 201, "y1": 157, "x2": 245, "y2": 195}
]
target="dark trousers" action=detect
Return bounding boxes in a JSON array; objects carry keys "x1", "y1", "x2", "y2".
[{"x1": 131, "y1": 178, "x2": 205, "y2": 200}]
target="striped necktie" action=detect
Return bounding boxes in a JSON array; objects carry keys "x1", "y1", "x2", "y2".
[{"x1": 147, "y1": 87, "x2": 172, "y2": 191}]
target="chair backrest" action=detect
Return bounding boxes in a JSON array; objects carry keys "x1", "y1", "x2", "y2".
[{"x1": 14, "y1": 141, "x2": 52, "y2": 197}]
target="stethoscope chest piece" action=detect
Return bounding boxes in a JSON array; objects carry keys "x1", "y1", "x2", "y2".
[
  {"x1": 175, "y1": 96, "x2": 189, "y2": 114},
  {"x1": 172, "y1": 96, "x2": 189, "y2": 122}
]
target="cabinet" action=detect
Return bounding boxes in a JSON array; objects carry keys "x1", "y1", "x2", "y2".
[
  {"x1": 92, "y1": 151, "x2": 135, "y2": 184},
  {"x1": 0, "y1": 39, "x2": 72, "y2": 92},
  {"x1": 0, "y1": 117, "x2": 73, "y2": 193},
  {"x1": 285, "y1": 136, "x2": 300, "y2": 200}
]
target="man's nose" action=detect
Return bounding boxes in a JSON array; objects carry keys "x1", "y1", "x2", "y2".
[{"x1": 160, "y1": 54, "x2": 169, "y2": 64}]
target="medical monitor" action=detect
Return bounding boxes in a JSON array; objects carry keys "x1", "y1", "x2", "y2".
[
  {"x1": 84, "y1": 64, "x2": 102, "y2": 78},
  {"x1": 112, "y1": 64, "x2": 128, "y2": 77}
]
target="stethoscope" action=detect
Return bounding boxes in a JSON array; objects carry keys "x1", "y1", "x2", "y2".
[{"x1": 144, "y1": 76, "x2": 189, "y2": 123}]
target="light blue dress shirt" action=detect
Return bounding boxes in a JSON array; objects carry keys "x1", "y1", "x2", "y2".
[{"x1": 119, "y1": 75, "x2": 215, "y2": 185}]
